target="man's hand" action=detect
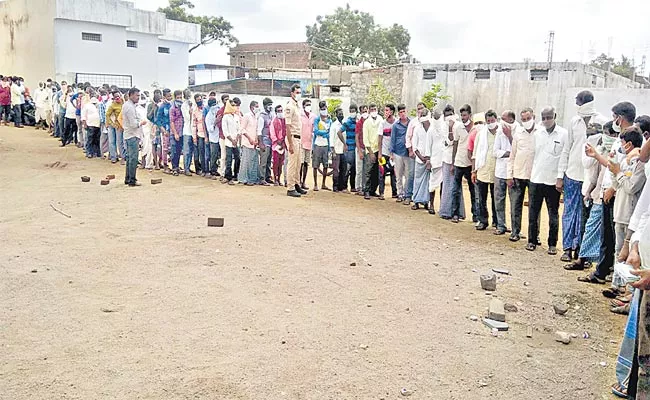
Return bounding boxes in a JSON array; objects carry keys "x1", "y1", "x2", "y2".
[
  {"x1": 555, "y1": 177, "x2": 564, "y2": 193},
  {"x1": 343, "y1": 144, "x2": 348, "y2": 153},
  {"x1": 408, "y1": 148, "x2": 415, "y2": 159},
  {"x1": 631, "y1": 269, "x2": 650, "y2": 290},
  {"x1": 140, "y1": 120, "x2": 147, "y2": 127},
  {"x1": 449, "y1": 164, "x2": 454, "y2": 175},
  {"x1": 608, "y1": 160, "x2": 621, "y2": 175},
  {"x1": 288, "y1": 144, "x2": 294, "y2": 155},
  {"x1": 502, "y1": 123, "x2": 512, "y2": 138},
  {"x1": 627, "y1": 243, "x2": 641, "y2": 269},
  {"x1": 193, "y1": 137, "x2": 197, "y2": 145},
  {"x1": 618, "y1": 240, "x2": 630, "y2": 263},
  {"x1": 585, "y1": 143, "x2": 597, "y2": 158},
  {"x1": 259, "y1": 143, "x2": 266, "y2": 151},
  {"x1": 507, "y1": 179, "x2": 514, "y2": 188},
  {"x1": 425, "y1": 160, "x2": 432, "y2": 171},
  {"x1": 370, "y1": 153, "x2": 376, "y2": 163},
  {"x1": 174, "y1": 133, "x2": 180, "y2": 141},
  {"x1": 604, "y1": 187, "x2": 615, "y2": 204},
  {"x1": 358, "y1": 149, "x2": 364, "y2": 160},
  {"x1": 471, "y1": 171, "x2": 477, "y2": 184}
]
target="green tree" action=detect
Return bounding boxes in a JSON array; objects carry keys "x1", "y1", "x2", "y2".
[
  {"x1": 365, "y1": 79, "x2": 396, "y2": 111},
  {"x1": 325, "y1": 98, "x2": 343, "y2": 117},
  {"x1": 305, "y1": 4, "x2": 410, "y2": 67},
  {"x1": 590, "y1": 53, "x2": 635, "y2": 79},
  {"x1": 158, "y1": 0, "x2": 237, "y2": 53},
  {"x1": 409, "y1": 84, "x2": 451, "y2": 116}
]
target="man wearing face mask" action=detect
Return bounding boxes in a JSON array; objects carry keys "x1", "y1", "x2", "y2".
[
  {"x1": 493, "y1": 111, "x2": 514, "y2": 235},
  {"x1": 507, "y1": 108, "x2": 538, "y2": 242},
  {"x1": 450, "y1": 104, "x2": 473, "y2": 223},
  {"x1": 192, "y1": 94, "x2": 207, "y2": 176},
  {"x1": 331, "y1": 107, "x2": 345, "y2": 192},
  {"x1": 526, "y1": 106, "x2": 568, "y2": 254},
  {"x1": 312, "y1": 101, "x2": 332, "y2": 191},
  {"x1": 238, "y1": 100, "x2": 260, "y2": 185},
  {"x1": 257, "y1": 98, "x2": 274, "y2": 185},
  {"x1": 557, "y1": 91, "x2": 607, "y2": 263},
  {"x1": 378, "y1": 104, "x2": 397, "y2": 200},
  {"x1": 169, "y1": 90, "x2": 185, "y2": 176},
  {"x1": 270, "y1": 104, "x2": 287, "y2": 186},
  {"x1": 471, "y1": 110, "x2": 500, "y2": 231},
  {"x1": 205, "y1": 97, "x2": 220, "y2": 179},
  {"x1": 337, "y1": 104, "x2": 358, "y2": 192},
  {"x1": 355, "y1": 105, "x2": 369, "y2": 195},
  {"x1": 105, "y1": 91, "x2": 124, "y2": 161},
  {"x1": 403, "y1": 102, "x2": 427, "y2": 206},
  {"x1": 362, "y1": 104, "x2": 384, "y2": 200},
  {"x1": 180, "y1": 89, "x2": 195, "y2": 176},
  {"x1": 155, "y1": 88, "x2": 173, "y2": 173},
  {"x1": 285, "y1": 84, "x2": 304, "y2": 197},
  {"x1": 390, "y1": 104, "x2": 410, "y2": 202},
  {"x1": 299, "y1": 99, "x2": 316, "y2": 190}
]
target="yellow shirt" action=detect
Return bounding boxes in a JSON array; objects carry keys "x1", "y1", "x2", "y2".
[
  {"x1": 477, "y1": 131, "x2": 497, "y2": 184},
  {"x1": 362, "y1": 116, "x2": 383, "y2": 154}
]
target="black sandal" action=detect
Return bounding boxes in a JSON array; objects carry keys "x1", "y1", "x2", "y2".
[
  {"x1": 564, "y1": 262, "x2": 587, "y2": 271},
  {"x1": 577, "y1": 273, "x2": 606, "y2": 284},
  {"x1": 525, "y1": 243, "x2": 536, "y2": 251},
  {"x1": 428, "y1": 209, "x2": 436, "y2": 215}
]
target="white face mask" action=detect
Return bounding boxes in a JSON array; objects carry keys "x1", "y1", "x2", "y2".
[
  {"x1": 319, "y1": 109, "x2": 328, "y2": 117},
  {"x1": 304, "y1": 105, "x2": 312, "y2": 113},
  {"x1": 253, "y1": 107, "x2": 260, "y2": 115},
  {"x1": 370, "y1": 111, "x2": 378, "y2": 118},
  {"x1": 522, "y1": 120, "x2": 535, "y2": 130},
  {"x1": 419, "y1": 116, "x2": 429, "y2": 123},
  {"x1": 613, "y1": 116, "x2": 622, "y2": 133},
  {"x1": 444, "y1": 115, "x2": 453, "y2": 122},
  {"x1": 294, "y1": 93, "x2": 301, "y2": 102},
  {"x1": 277, "y1": 112, "x2": 284, "y2": 119},
  {"x1": 487, "y1": 122, "x2": 498, "y2": 130},
  {"x1": 361, "y1": 112, "x2": 369, "y2": 119},
  {"x1": 463, "y1": 119, "x2": 471, "y2": 126}
]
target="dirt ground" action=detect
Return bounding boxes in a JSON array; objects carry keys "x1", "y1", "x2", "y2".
[{"x1": 0, "y1": 125, "x2": 627, "y2": 399}]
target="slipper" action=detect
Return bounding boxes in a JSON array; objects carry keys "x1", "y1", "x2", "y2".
[
  {"x1": 602, "y1": 288, "x2": 620, "y2": 299},
  {"x1": 379, "y1": 195, "x2": 385, "y2": 200},
  {"x1": 610, "y1": 299, "x2": 627, "y2": 308},
  {"x1": 411, "y1": 204, "x2": 419, "y2": 210},
  {"x1": 577, "y1": 273, "x2": 606, "y2": 284},
  {"x1": 616, "y1": 294, "x2": 632, "y2": 303},
  {"x1": 560, "y1": 251, "x2": 572, "y2": 262},
  {"x1": 547, "y1": 246, "x2": 558, "y2": 256},
  {"x1": 611, "y1": 383, "x2": 627, "y2": 398},
  {"x1": 610, "y1": 304, "x2": 630, "y2": 315},
  {"x1": 564, "y1": 262, "x2": 586, "y2": 271},
  {"x1": 428, "y1": 209, "x2": 436, "y2": 215},
  {"x1": 525, "y1": 243, "x2": 536, "y2": 251}
]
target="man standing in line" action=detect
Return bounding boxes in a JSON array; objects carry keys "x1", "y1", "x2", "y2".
[
  {"x1": 507, "y1": 108, "x2": 537, "y2": 242},
  {"x1": 378, "y1": 104, "x2": 397, "y2": 200},
  {"x1": 557, "y1": 90, "x2": 604, "y2": 262},
  {"x1": 312, "y1": 100, "x2": 332, "y2": 191},
  {"x1": 471, "y1": 110, "x2": 500, "y2": 231},
  {"x1": 192, "y1": 93, "x2": 207, "y2": 176},
  {"x1": 331, "y1": 107, "x2": 345, "y2": 192},
  {"x1": 106, "y1": 91, "x2": 124, "y2": 163},
  {"x1": 285, "y1": 84, "x2": 306, "y2": 197},
  {"x1": 81, "y1": 94, "x2": 101, "y2": 158},
  {"x1": 493, "y1": 111, "x2": 514, "y2": 235},
  {"x1": 216, "y1": 94, "x2": 230, "y2": 176},
  {"x1": 362, "y1": 104, "x2": 383, "y2": 200},
  {"x1": 155, "y1": 89, "x2": 173, "y2": 173},
  {"x1": 222, "y1": 97, "x2": 242, "y2": 185},
  {"x1": 169, "y1": 90, "x2": 185, "y2": 176},
  {"x1": 299, "y1": 98, "x2": 315, "y2": 190},
  {"x1": 181, "y1": 89, "x2": 194, "y2": 176},
  {"x1": 403, "y1": 103, "x2": 426, "y2": 206},
  {"x1": 450, "y1": 104, "x2": 475, "y2": 223},
  {"x1": 355, "y1": 105, "x2": 369, "y2": 195},
  {"x1": 337, "y1": 104, "x2": 358, "y2": 192},
  {"x1": 390, "y1": 104, "x2": 410, "y2": 202},
  {"x1": 205, "y1": 97, "x2": 220, "y2": 179},
  {"x1": 270, "y1": 104, "x2": 287, "y2": 186},
  {"x1": 257, "y1": 97, "x2": 274, "y2": 185},
  {"x1": 10, "y1": 77, "x2": 24, "y2": 128},
  {"x1": 238, "y1": 100, "x2": 260, "y2": 185},
  {"x1": 526, "y1": 106, "x2": 568, "y2": 254},
  {"x1": 122, "y1": 88, "x2": 146, "y2": 187}
]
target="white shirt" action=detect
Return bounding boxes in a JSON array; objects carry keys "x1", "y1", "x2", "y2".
[
  {"x1": 452, "y1": 119, "x2": 472, "y2": 168},
  {"x1": 181, "y1": 100, "x2": 192, "y2": 136},
  {"x1": 493, "y1": 131, "x2": 512, "y2": 180},
  {"x1": 81, "y1": 102, "x2": 100, "y2": 127},
  {"x1": 65, "y1": 94, "x2": 77, "y2": 119},
  {"x1": 582, "y1": 134, "x2": 603, "y2": 201},
  {"x1": 412, "y1": 120, "x2": 431, "y2": 164},
  {"x1": 559, "y1": 113, "x2": 608, "y2": 182},
  {"x1": 222, "y1": 113, "x2": 239, "y2": 148},
  {"x1": 425, "y1": 120, "x2": 445, "y2": 169},
  {"x1": 331, "y1": 119, "x2": 344, "y2": 154},
  {"x1": 530, "y1": 124, "x2": 568, "y2": 185},
  {"x1": 206, "y1": 106, "x2": 220, "y2": 144}
]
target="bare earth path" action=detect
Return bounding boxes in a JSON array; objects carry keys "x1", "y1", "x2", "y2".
[{"x1": 0, "y1": 126, "x2": 624, "y2": 399}]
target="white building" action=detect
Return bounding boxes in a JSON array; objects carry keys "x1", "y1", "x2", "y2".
[{"x1": 0, "y1": 0, "x2": 201, "y2": 90}]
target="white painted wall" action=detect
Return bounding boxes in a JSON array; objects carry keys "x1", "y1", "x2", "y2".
[
  {"x1": 0, "y1": 0, "x2": 55, "y2": 88},
  {"x1": 562, "y1": 88, "x2": 650, "y2": 124},
  {"x1": 193, "y1": 69, "x2": 228, "y2": 85},
  {"x1": 156, "y1": 38, "x2": 190, "y2": 90}
]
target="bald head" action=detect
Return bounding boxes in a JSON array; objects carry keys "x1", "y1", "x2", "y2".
[
  {"x1": 501, "y1": 110, "x2": 516, "y2": 124},
  {"x1": 541, "y1": 106, "x2": 556, "y2": 130}
]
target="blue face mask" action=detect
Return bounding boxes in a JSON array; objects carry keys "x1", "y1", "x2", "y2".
[
  {"x1": 174, "y1": 100, "x2": 182, "y2": 107},
  {"x1": 196, "y1": 100, "x2": 203, "y2": 107}
]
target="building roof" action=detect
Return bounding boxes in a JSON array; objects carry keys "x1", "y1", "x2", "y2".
[{"x1": 229, "y1": 42, "x2": 310, "y2": 53}]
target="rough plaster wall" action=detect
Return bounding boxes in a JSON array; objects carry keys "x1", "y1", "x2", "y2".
[
  {"x1": 350, "y1": 65, "x2": 403, "y2": 106},
  {"x1": 0, "y1": 0, "x2": 55, "y2": 87}
]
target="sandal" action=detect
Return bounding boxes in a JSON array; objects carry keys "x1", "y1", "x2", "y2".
[
  {"x1": 564, "y1": 262, "x2": 587, "y2": 271},
  {"x1": 525, "y1": 243, "x2": 536, "y2": 251},
  {"x1": 616, "y1": 293, "x2": 632, "y2": 303},
  {"x1": 428, "y1": 209, "x2": 436, "y2": 215},
  {"x1": 403, "y1": 199, "x2": 411, "y2": 206},
  {"x1": 611, "y1": 383, "x2": 627, "y2": 398},
  {"x1": 411, "y1": 204, "x2": 420, "y2": 210},
  {"x1": 560, "y1": 250, "x2": 572, "y2": 262},
  {"x1": 602, "y1": 288, "x2": 621, "y2": 299},
  {"x1": 577, "y1": 273, "x2": 606, "y2": 284},
  {"x1": 379, "y1": 195, "x2": 385, "y2": 200},
  {"x1": 610, "y1": 304, "x2": 630, "y2": 315},
  {"x1": 610, "y1": 299, "x2": 627, "y2": 308}
]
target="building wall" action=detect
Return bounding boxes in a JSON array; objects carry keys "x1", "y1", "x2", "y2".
[
  {"x1": 0, "y1": 0, "x2": 56, "y2": 87},
  {"x1": 156, "y1": 38, "x2": 190, "y2": 90},
  {"x1": 562, "y1": 88, "x2": 650, "y2": 126},
  {"x1": 229, "y1": 49, "x2": 311, "y2": 69},
  {"x1": 349, "y1": 65, "x2": 404, "y2": 107}
]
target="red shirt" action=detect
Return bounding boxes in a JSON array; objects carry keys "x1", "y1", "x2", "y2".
[
  {"x1": 0, "y1": 85, "x2": 10, "y2": 106},
  {"x1": 355, "y1": 117, "x2": 367, "y2": 150}
]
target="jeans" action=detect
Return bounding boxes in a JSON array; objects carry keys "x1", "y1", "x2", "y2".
[
  {"x1": 379, "y1": 154, "x2": 396, "y2": 197},
  {"x1": 209, "y1": 142, "x2": 220, "y2": 175},
  {"x1": 194, "y1": 137, "x2": 205, "y2": 173},
  {"x1": 62, "y1": 117, "x2": 77, "y2": 146},
  {"x1": 183, "y1": 135, "x2": 195, "y2": 172},
  {"x1": 343, "y1": 149, "x2": 356, "y2": 191},
  {"x1": 452, "y1": 166, "x2": 476, "y2": 220},
  {"x1": 58, "y1": 108, "x2": 65, "y2": 137},
  {"x1": 124, "y1": 137, "x2": 139, "y2": 185},
  {"x1": 259, "y1": 145, "x2": 272, "y2": 182},
  {"x1": 494, "y1": 177, "x2": 509, "y2": 231},
  {"x1": 225, "y1": 146, "x2": 240, "y2": 181},
  {"x1": 595, "y1": 197, "x2": 616, "y2": 279},
  {"x1": 0, "y1": 104, "x2": 10, "y2": 123},
  {"x1": 12, "y1": 104, "x2": 22, "y2": 126},
  {"x1": 528, "y1": 182, "x2": 561, "y2": 247},
  {"x1": 332, "y1": 152, "x2": 346, "y2": 191},
  {"x1": 476, "y1": 180, "x2": 496, "y2": 226},
  {"x1": 355, "y1": 150, "x2": 365, "y2": 191},
  {"x1": 86, "y1": 126, "x2": 101, "y2": 157},
  {"x1": 364, "y1": 151, "x2": 379, "y2": 194},
  {"x1": 169, "y1": 134, "x2": 182, "y2": 170},
  {"x1": 108, "y1": 126, "x2": 124, "y2": 161},
  {"x1": 509, "y1": 178, "x2": 529, "y2": 236},
  {"x1": 404, "y1": 156, "x2": 416, "y2": 200}
]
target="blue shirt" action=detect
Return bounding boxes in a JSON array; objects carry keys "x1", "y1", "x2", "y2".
[
  {"x1": 390, "y1": 118, "x2": 410, "y2": 157},
  {"x1": 341, "y1": 116, "x2": 357, "y2": 150},
  {"x1": 155, "y1": 101, "x2": 171, "y2": 130},
  {"x1": 71, "y1": 93, "x2": 81, "y2": 116},
  {"x1": 312, "y1": 116, "x2": 332, "y2": 148},
  {"x1": 97, "y1": 101, "x2": 107, "y2": 124}
]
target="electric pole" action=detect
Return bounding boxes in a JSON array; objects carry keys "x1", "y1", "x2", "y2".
[{"x1": 546, "y1": 31, "x2": 555, "y2": 68}]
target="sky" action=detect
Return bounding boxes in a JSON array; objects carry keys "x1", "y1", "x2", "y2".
[{"x1": 135, "y1": 0, "x2": 650, "y2": 74}]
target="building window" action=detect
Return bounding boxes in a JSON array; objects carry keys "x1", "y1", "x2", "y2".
[
  {"x1": 126, "y1": 40, "x2": 138, "y2": 48},
  {"x1": 474, "y1": 69, "x2": 491, "y2": 80},
  {"x1": 81, "y1": 32, "x2": 102, "y2": 42},
  {"x1": 271, "y1": 54, "x2": 277, "y2": 58},
  {"x1": 423, "y1": 69, "x2": 437, "y2": 80},
  {"x1": 591, "y1": 75, "x2": 598, "y2": 85},
  {"x1": 158, "y1": 46, "x2": 170, "y2": 54},
  {"x1": 240, "y1": 55, "x2": 245, "y2": 59},
  {"x1": 240, "y1": 62, "x2": 246, "y2": 67},
  {"x1": 530, "y1": 69, "x2": 549, "y2": 81}
]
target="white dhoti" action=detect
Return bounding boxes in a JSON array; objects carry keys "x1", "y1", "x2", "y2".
[
  {"x1": 141, "y1": 122, "x2": 154, "y2": 168},
  {"x1": 429, "y1": 166, "x2": 443, "y2": 189}
]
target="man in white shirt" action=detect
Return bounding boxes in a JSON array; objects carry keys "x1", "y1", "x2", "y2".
[
  {"x1": 526, "y1": 106, "x2": 568, "y2": 254},
  {"x1": 493, "y1": 110, "x2": 514, "y2": 235},
  {"x1": 330, "y1": 108, "x2": 345, "y2": 192},
  {"x1": 450, "y1": 104, "x2": 475, "y2": 223},
  {"x1": 205, "y1": 97, "x2": 220, "y2": 179},
  {"x1": 426, "y1": 110, "x2": 446, "y2": 214},
  {"x1": 81, "y1": 95, "x2": 101, "y2": 158},
  {"x1": 122, "y1": 87, "x2": 146, "y2": 187},
  {"x1": 238, "y1": 100, "x2": 260, "y2": 185},
  {"x1": 411, "y1": 109, "x2": 433, "y2": 210},
  {"x1": 222, "y1": 97, "x2": 242, "y2": 185},
  {"x1": 472, "y1": 109, "x2": 500, "y2": 231},
  {"x1": 181, "y1": 89, "x2": 194, "y2": 176},
  {"x1": 34, "y1": 82, "x2": 51, "y2": 130},
  {"x1": 557, "y1": 90, "x2": 607, "y2": 262}
]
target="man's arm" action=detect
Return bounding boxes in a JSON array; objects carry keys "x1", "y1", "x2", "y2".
[
  {"x1": 494, "y1": 134, "x2": 510, "y2": 159},
  {"x1": 617, "y1": 160, "x2": 647, "y2": 195},
  {"x1": 337, "y1": 124, "x2": 347, "y2": 152},
  {"x1": 507, "y1": 134, "x2": 519, "y2": 180},
  {"x1": 257, "y1": 115, "x2": 265, "y2": 148}
]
